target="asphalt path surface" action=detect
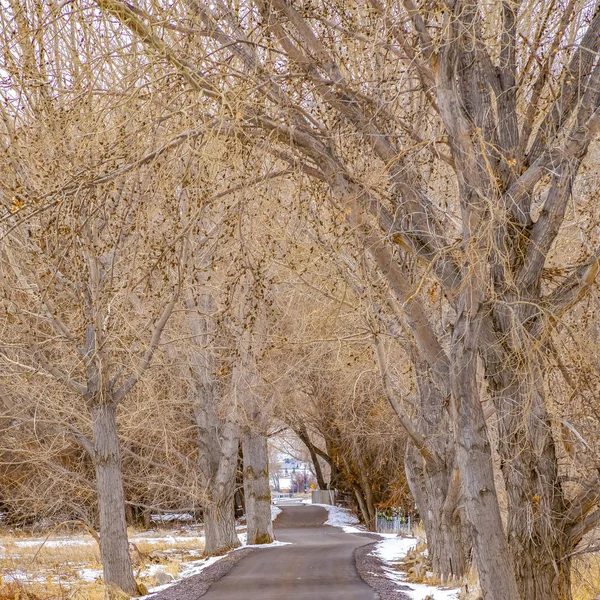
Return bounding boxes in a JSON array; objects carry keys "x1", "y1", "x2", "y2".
[{"x1": 201, "y1": 501, "x2": 376, "y2": 599}]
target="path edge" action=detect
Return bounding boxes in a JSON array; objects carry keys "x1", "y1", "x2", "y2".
[
  {"x1": 147, "y1": 547, "x2": 256, "y2": 600},
  {"x1": 354, "y1": 540, "x2": 412, "y2": 600}
]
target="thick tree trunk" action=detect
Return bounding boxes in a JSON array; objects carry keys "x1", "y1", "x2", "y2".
[
  {"x1": 242, "y1": 431, "x2": 274, "y2": 545},
  {"x1": 488, "y1": 361, "x2": 571, "y2": 600},
  {"x1": 405, "y1": 445, "x2": 467, "y2": 581},
  {"x1": 450, "y1": 316, "x2": 520, "y2": 600},
  {"x1": 91, "y1": 402, "x2": 139, "y2": 597},
  {"x1": 203, "y1": 494, "x2": 241, "y2": 556}
]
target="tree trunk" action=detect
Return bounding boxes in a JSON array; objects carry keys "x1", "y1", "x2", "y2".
[
  {"x1": 488, "y1": 360, "x2": 571, "y2": 600},
  {"x1": 405, "y1": 445, "x2": 468, "y2": 581},
  {"x1": 124, "y1": 503, "x2": 134, "y2": 527},
  {"x1": 203, "y1": 494, "x2": 241, "y2": 556},
  {"x1": 355, "y1": 455, "x2": 376, "y2": 531},
  {"x1": 352, "y1": 484, "x2": 370, "y2": 526},
  {"x1": 91, "y1": 402, "x2": 139, "y2": 597},
  {"x1": 404, "y1": 360, "x2": 469, "y2": 581},
  {"x1": 295, "y1": 428, "x2": 327, "y2": 490},
  {"x1": 450, "y1": 315, "x2": 520, "y2": 600},
  {"x1": 242, "y1": 431, "x2": 274, "y2": 545}
]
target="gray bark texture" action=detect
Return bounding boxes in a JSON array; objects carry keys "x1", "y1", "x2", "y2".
[
  {"x1": 242, "y1": 431, "x2": 274, "y2": 545},
  {"x1": 203, "y1": 494, "x2": 240, "y2": 556},
  {"x1": 405, "y1": 446, "x2": 467, "y2": 582},
  {"x1": 375, "y1": 335, "x2": 469, "y2": 580},
  {"x1": 487, "y1": 357, "x2": 572, "y2": 599},
  {"x1": 235, "y1": 273, "x2": 274, "y2": 545},
  {"x1": 449, "y1": 313, "x2": 521, "y2": 600},
  {"x1": 186, "y1": 277, "x2": 241, "y2": 557},
  {"x1": 194, "y1": 404, "x2": 241, "y2": 556},
  {"x1": 91, "y1": 402, "x2": 139, "y2": 597}
]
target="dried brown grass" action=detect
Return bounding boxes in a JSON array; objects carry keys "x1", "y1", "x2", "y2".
[{"x1": 0, "y1": 530, "x2": 204, "y2": 600}]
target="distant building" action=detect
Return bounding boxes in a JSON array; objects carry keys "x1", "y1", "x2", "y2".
[{"x1": 270, "y1": 455, "x2": 314, "y2": 494}]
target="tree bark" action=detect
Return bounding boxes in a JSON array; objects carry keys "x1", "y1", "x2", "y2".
[
  {"x1": 355, "y1": 453, "x2": 376, "y2": 531},
  {"x1": 405, "y1": 445, "x2": 467, "y2": 582},
  {"x1": 203, "y1": 494, "x2": 240, "y2": 556},
  {"x1": 352, "y1": 483, "x2": 371, "y2": 526},
  {"x1": 242, "y1": 431, "x2": 274, "y2": 545},
  {"x1": 488, "y1": 359, "x2": 572, "y2": 600},
  {"x1": 295, "y1": 427, "x2": 327, "y2": 490},
  {"x1": 450, "y1": 314, "x2": 521, "y2": 600},
  {"x1": 91, "y1": 402, "x2": 139, "y2": 597}
]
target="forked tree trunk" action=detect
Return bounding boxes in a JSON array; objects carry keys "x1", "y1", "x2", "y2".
[
  {"x1": 405, "y1": 446, "x2": 467, "y2": 581},
  {"x1": 203, "y1": 494, "x2": 241, "y2": 556},
  {"x1": 91, "y1": 402, "x2": 139, "y2": 598},
  {"x1": 488, "y1": 360, "x2": 572, "y2": 600},
  {"x1": 242, "y1": 431, "x2": 274, "y2": 545},
  {"x1": 450, "y1": 316, "x2": 520, "y2": 600}
]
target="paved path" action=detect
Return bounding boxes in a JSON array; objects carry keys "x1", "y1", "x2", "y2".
[{"x1": 201, "y1": 502, "x2": 375, "y2": 599}]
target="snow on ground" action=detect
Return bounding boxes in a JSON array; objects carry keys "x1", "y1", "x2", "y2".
[
  {"x1": 9, "y1": 537, "x2": 94, "y2": 549},
  {"x1": 0, "y1": 533, "x2": 207, "y2": 558},
  {"x1": 372, "y1": 537, "x2": 459, "y2": 600},
  {"x1": 150, "y1": 513, "x2": 195, "y2": 523},
  {"x1": 271, "y1": 504, "x2": 282, "y2": 521},
  {"x1": 313, "y1": 502, "x2": 459, "y2": 600},
  {"x1": 311, "y1": 503, "x2": 364, "y2": 533},
  {"x1": 138, "y1": 555, "x2": 225, "y2": 598},
  {"x1": 78, "y1": 568, "x2": 103, "y2": 582},
  {"x1": 310, "y1": 501, "x2": 397, "y2": 538},
  {"x1": 139, "y1": 536, "x2": 291, "y2": 598}
]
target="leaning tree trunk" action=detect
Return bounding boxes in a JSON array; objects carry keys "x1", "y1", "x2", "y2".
[
  {"x1": 488, "y1": 358, "x2": 571, "y2": 600},
  {"x1": 203, "y1": 493, "x2": 241, "y2": 556},
  {"x1": 295, "y1": 427, "x2": 327, "y2": 490},
  {"x1": 405, "y1": 445, "x2": 468, "y2": 582},
  {"x1": 91, "y1": 402, "x2": 139, "y2": 597},
  {"x1": 242, "y1": 431, "x2": 274, "y2": 545},
  {"x1": 354, "y1": 453, "x2": 376, "y2": 530}
]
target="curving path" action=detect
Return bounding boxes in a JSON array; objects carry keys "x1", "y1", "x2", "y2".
[{"x1": 201, "y1": 501, "x2": 375, "y2": 599}]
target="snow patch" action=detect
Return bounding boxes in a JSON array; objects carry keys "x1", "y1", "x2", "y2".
[
  {"x1": 241, "y1": 539, "x2": 291, "y2": 549},
  {"x1": 237, "y1": 531, "x2": 291, "y2": 548},
  {"x1": 271, "y1": 505, "x2": 282, "y2": 521},
  {"x1": 371, "y1": 537, "x2": 460, "y2": 600},
  {"x1": 77, "y1": 568, "x2": 103, "y2": 582},
  {"x1": 138, "y1": 556, "x2": 225, "y2": 598},
  {"x1": 138, "y1": 536, "x2": 291, "y2": 598},
  {"x1": 150, "y1": 513, "x2": 195, "y2": 523},
  {"x1": 12, "y1": 538, "x2": 93, "y2": 549},
  {"x1": 311, "y1": 503, "x2": 365, "y2": 534}
]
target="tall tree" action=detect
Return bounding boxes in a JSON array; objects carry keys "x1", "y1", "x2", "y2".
[{"x1": 35, "y1": 1, "x2": 600, "y2": 597}]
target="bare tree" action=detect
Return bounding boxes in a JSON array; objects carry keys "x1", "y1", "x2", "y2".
[{"x1": 91, "y1": 1, "x2": 600, "y2": 596}]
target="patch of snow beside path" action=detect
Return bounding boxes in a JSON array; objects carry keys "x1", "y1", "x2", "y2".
[
  {"x1": 372, "y1": 537, "x2": 460, "y2": 600},
  {"x1": 311, "y1": 503, "x2": 364, "y2": 533},
  {"x1": 139, "y1": 538, "x2": 291, "y2": 599}
]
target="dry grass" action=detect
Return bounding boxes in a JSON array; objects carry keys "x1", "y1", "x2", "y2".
[
  {"x1": 0, "y1": 528, "x2": 205, "y2": 600},
  {"x1": 572, "y1": 554, "x2": 600, "y2": 600}
]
